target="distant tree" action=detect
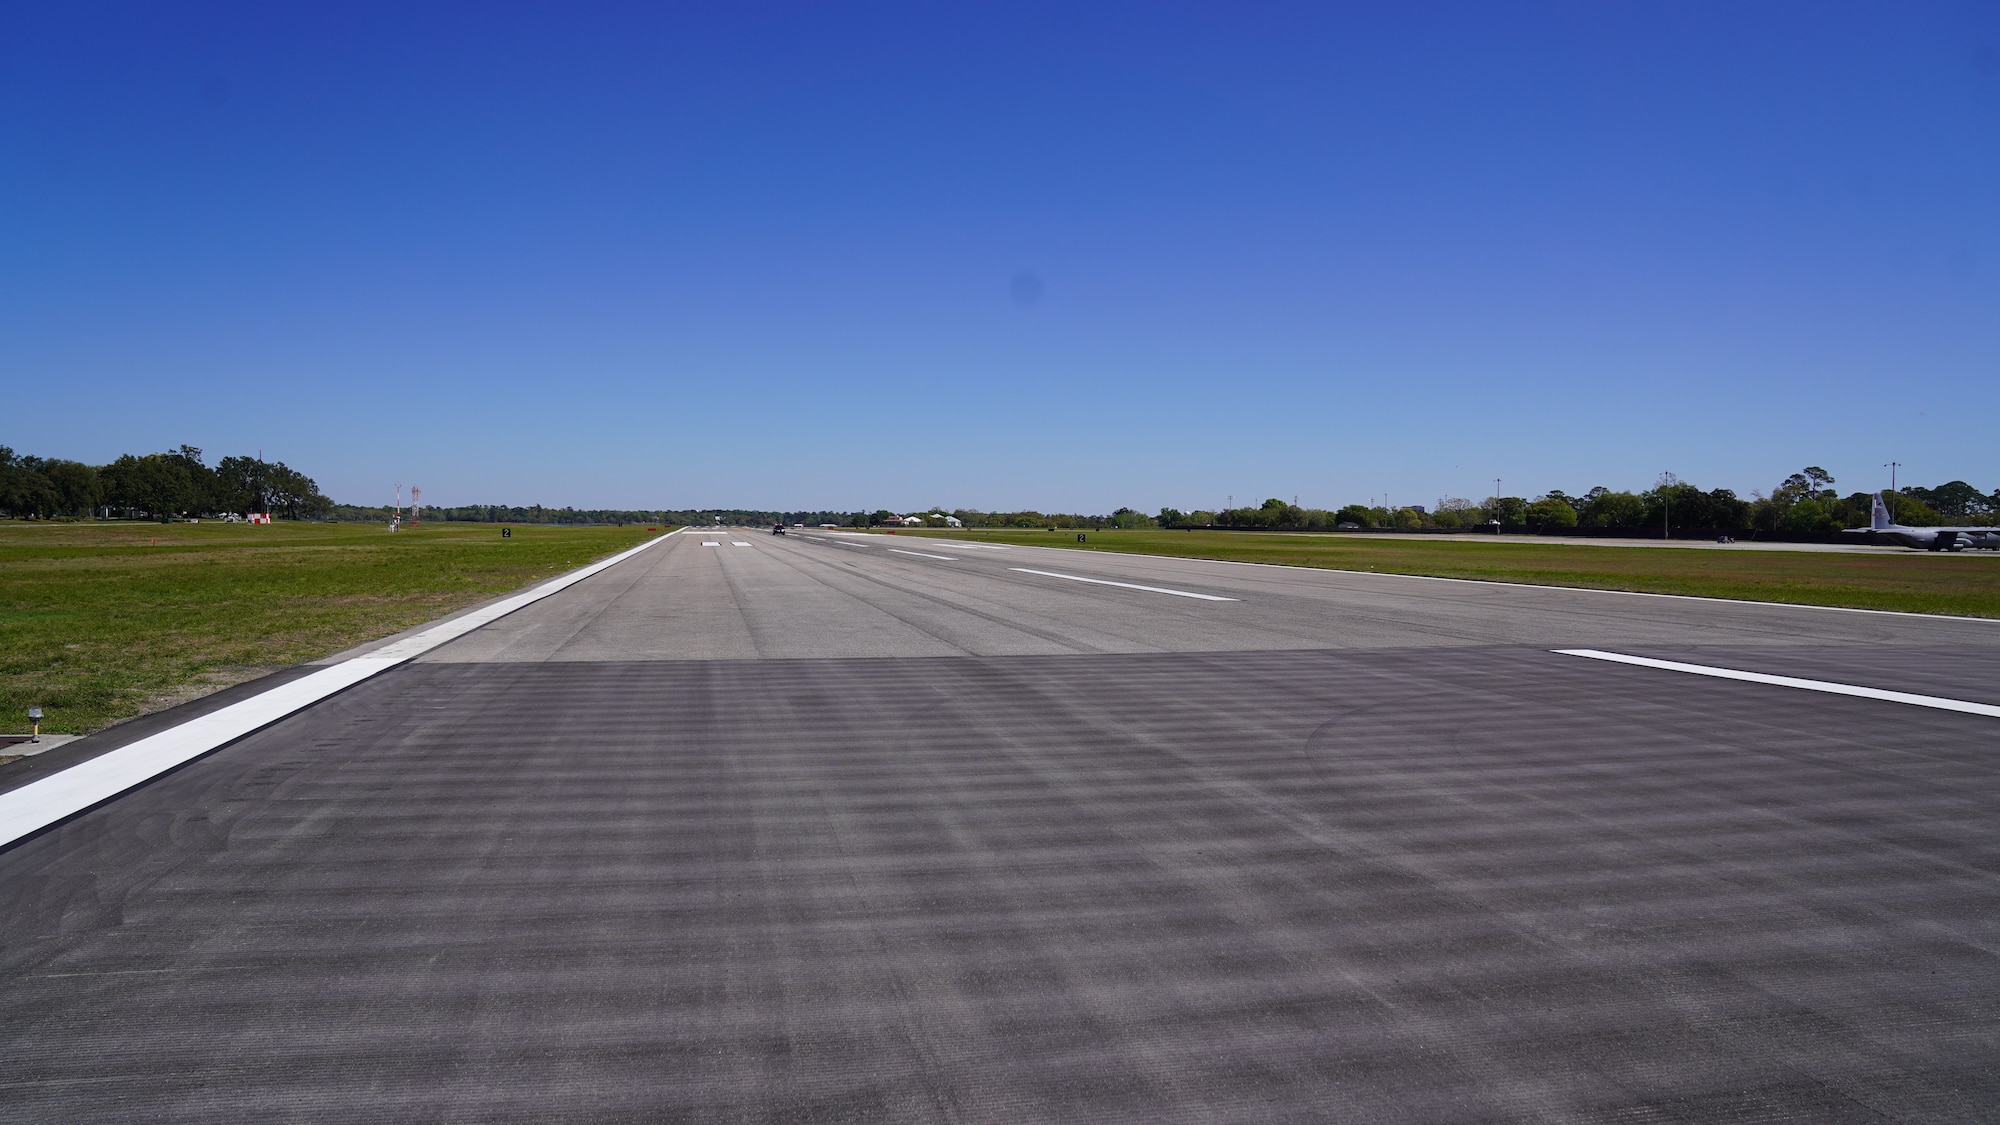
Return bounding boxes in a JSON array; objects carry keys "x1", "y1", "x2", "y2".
[
  {"x1": 35, "y1": 459, "x2": 101, "y2": 515},
  {"x1": 1705, "y1": 488, "x2": 1750, "y2": 529},
  {"x1": 1525, "y1": 496, "x2": 1579, "y2": 527},
  {"x1": 0, "y1": 447, "x2": 62, "y2": 517},
  {"x1": 214, "y1": 455, "x2": 271, "y2": 514},
  {"x1": 1580, "y1": 490, "x2": 1645, "y2": 527},
  {"x1": 1217, "y1": 503, "x2": 1272, "y2": 528},
  {"x1": 1484, "y1": 496, "x2": 1527, "y2": 524},
  {"x1": 1783, "y1": 498, "x2": 1842, "y2": 532},
  {"x1": 171, "y1": 445, "x2": 223, "y2": 514},
  {"x1": 1637, "y1": 481, "x2": 1746, "y2": 531},
  {"x1": 261, "y1": 462, "x2": 331, "y2": 519},
  {"x1": 100, "y1": 452, "x2": 197, "y2": 520},
  {"x1": 1883, "y1": 491, "x2": 1941, "y2": 526},
  {"x1": 1905, "y1": 481, "x2": 1991, "y2": 522},
  {"x1": 1431, "y1": 497, "x2": 1478, "y2": 530},
  {"x1": 1333, "y1": 504, "x2": 1373, "y2": 527},
  {"x1": 1389, "y1": 506, "x2": 1423, "y2": 529}
]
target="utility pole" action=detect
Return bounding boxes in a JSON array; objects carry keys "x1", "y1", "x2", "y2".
[{"x1": 1885, "y1": 461, "x2": 1900, "y2": 494}]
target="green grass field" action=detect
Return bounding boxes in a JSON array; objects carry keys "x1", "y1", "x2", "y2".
[
  {"x1": 0, "y1": 521, "x2": 663, "y2": 735},
  {"x1": 899, "y1": 527, "x2": 2000, "y2": 618}
]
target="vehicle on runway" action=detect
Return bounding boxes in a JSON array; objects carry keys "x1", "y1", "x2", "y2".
[
  {"x1": 1847, "y1": 492, "x2": 2000, "y2": 551},
  {"x1": 772, "y1": 523, "x2": 786, "y2": 535}
]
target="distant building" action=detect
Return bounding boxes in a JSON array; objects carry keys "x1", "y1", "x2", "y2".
[{"x1": 899, "y1": 515, "x2": 924, "y2": 526}]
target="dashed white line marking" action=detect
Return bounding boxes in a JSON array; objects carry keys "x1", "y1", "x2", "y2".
[
  {"x1": 889, "y1": 549, "x2": 959, "y2": 561},
  {"x1": 731, "y1": 542, "x2": 751, "y2": 547},
  {"x1": 1007, "y1": 568, "x2": 1237, "y2": 601},
  {"x1": 701, "y1": 542, "x2": 720, "y2": 547},
  {"x1": 1554, "y1": 649, "x2": 2000, "y2": 718}
]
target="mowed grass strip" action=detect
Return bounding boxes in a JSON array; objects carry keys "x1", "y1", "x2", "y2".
[
  {"x1": 900, "y1": 528, "x2": 2000, "y2": 618},
  {"x1": 1, "y1": 521, "x2": 662, "y2": 734}
]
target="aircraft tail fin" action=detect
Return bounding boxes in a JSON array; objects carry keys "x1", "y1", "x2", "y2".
[{"x1": 1871, "y1": 491, "x2": 1893, "y2": 530}]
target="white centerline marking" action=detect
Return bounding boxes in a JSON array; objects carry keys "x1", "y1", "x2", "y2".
[
  {"x1": 1554, "y1": 649, "x2": 2000, "y2": 718},
  {"x1": 731, "y1": 542, "x2": 751, "y2": 546},
  {"x1": 701, "y1": 542, "x2": 720, "y2": 547},
  {"x1": 889, "y1": 549, "x2": 958, "y2": 561},
  {"x1": 0, "y1": 528, "x2": 686, "y2": 848},
  {"x1": 1008, "y1": 567, "x2": 1237, "y2": 601}
]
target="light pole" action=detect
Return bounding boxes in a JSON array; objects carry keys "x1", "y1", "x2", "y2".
[{"x1": 1885, "y1": 461, "x2": 1900, "y2": 494}]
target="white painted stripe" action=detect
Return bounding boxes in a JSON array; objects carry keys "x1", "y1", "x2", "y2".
[
  {"x1": 702, "y1": 542, "x2": 720, "y2": 547},
  {"x1": 0, "y1": 528, "x2": 684, "y2": 848},
  {"x1": 1554, "y1": 649, "x2": 2000, "y2": 718},
  {"x1": 1008, "y1": 567, "x2": 1237, "y2": 602},
  {"x1": 889, "y1": 549, "x2": 959, "y2": 561},
  {"x1": 731, "y1": 542, "x2": 750, "y2": 547}
]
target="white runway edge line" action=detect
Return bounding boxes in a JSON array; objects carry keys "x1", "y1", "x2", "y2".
[
  {"x1": 1555, "y1": 649, "x2": 2000, "y2": 719},
  {"x1": 889, "y1": 549, "x2": 959, "y2": 561},
  {"x1": 0, "y1": 528, "x2": 685, "y2": 849},
  {"x1": 1008, "y1": 567, "x2": 1238, "y2": 602}
]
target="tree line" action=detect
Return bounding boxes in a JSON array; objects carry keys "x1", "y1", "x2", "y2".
[
  {"x1": 911, "y1": 467, "x2": 1995, "y2": 535},
  {"x1": 1147, "y1": 467, "x2": 1996, "y2": 533},
  {"x1": 0, "y1": 445, "x2": 332, "y2": 521},
  {"x1": 572, "y1": 472, "x2": 1999, "y2": 533},
  {"x1": 11, "y1": 448, "x2": 1993, "y2": 535}
]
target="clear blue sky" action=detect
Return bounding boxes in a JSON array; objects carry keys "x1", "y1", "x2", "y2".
[{"x1": 5, "y1": 3, "x2": 1997, "y2": 512}]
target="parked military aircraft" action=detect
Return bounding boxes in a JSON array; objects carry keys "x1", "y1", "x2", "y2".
[{"x1": 1846, "y1": 492, "x2": 2000, "y2": 551}]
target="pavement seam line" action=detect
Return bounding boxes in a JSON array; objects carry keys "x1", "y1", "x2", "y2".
[
  {"x1": 0, "y1": 528, "x2": 685, "y2": 848},
  {"x1": 1553, "y1": 648, "x2": 2000, "y2": 718}
]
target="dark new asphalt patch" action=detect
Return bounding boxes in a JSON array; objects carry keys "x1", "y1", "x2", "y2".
[{"x1": 0, "y1": 648, "x2": 1994, "y2": 1121}]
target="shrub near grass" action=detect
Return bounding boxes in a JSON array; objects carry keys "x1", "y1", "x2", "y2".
[{"x1": 0, "y1": 521, "x2": 661, "y2": 734}]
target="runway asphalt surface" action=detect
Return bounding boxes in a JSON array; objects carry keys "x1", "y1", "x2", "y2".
[{"x1": 3, "y1": 528, "x2": 1998, "y2": 1121}]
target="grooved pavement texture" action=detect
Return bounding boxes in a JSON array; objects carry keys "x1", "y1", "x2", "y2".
[{"x1": 3, "y1": 532, "x2": 1998, "y2": 1121}]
